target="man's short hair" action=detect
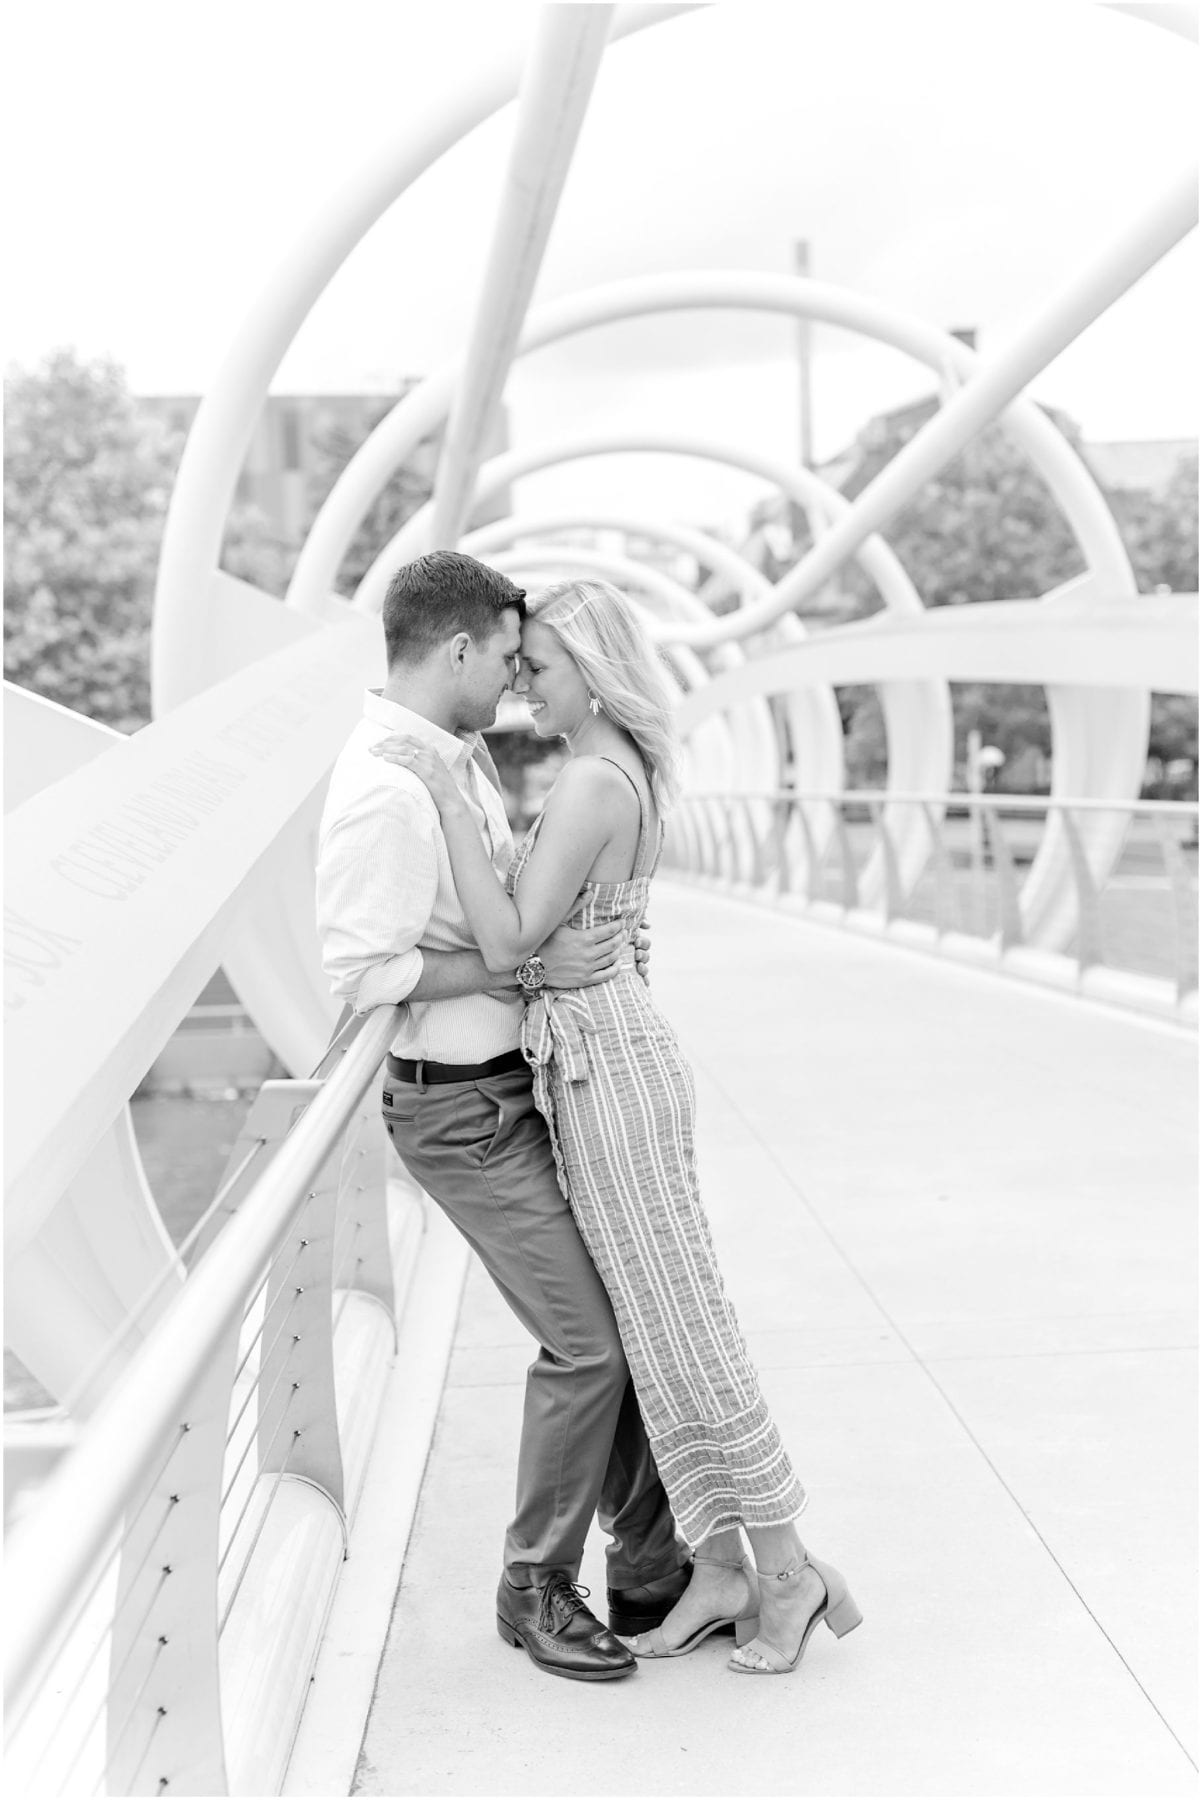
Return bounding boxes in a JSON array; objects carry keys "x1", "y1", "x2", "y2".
[{"x1": 382, "y1": 551, "x2": 527, "y2": 666}]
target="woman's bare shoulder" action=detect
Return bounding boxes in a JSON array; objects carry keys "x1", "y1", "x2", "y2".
[
  {"x1": 543, "y1": 763, "x2": 636, "y2": 831},
  {"x1": 546, "y1": 755, "x2": 638, "y2": 810}
]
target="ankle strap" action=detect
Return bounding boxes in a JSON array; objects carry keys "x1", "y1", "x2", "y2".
[
  {"x1": 692, "y1": 1552, "x2": 746, "y2": 1569},
  {"x1": 755, "y1": 1551, "x2": 810, "y2": 1582}
]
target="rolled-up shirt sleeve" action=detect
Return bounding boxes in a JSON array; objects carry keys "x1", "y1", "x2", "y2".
[{"x1": 316, "y1": 779, "x2": 438, "y2": 1013}]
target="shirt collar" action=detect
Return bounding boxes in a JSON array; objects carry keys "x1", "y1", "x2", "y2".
[{"x1": 363, "y1": 690, "x2": 477, "y2": 772}]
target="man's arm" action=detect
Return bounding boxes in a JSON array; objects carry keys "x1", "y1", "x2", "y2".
[
  {"x1": 410, "y1": 916, "x2": 628, "y2": 1000},
  {"x1": 316, "y1": 775, "x2": 627, "y2": 1012},
  {"x1": 316, "y1": 781, "x2": 436, "y2": 1012}
]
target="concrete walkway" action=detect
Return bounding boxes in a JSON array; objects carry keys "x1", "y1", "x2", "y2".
[{"x1": 313, "y1": 885, "x2": 1196, "y2": 1797}]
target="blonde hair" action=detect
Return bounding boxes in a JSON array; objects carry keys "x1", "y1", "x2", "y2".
[{"x1": 529, "y1": 579, "x2": 681, "y2": 813}]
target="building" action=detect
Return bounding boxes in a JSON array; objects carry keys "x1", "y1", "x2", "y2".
[{"x1": 1079, "y1": 438, "x2": 1195, "y2": 498}]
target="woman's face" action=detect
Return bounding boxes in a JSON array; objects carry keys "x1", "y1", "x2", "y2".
[{"x1": 514, "y1": 619, "x2": 590, "y2": 737}]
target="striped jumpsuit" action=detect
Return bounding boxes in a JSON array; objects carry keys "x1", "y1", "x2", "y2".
[{"x1": 509, "y1": 763, "x2": 806, "y2": 1545}]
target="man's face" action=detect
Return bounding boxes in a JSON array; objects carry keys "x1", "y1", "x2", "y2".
[{"x1": 456, "y1": 607, "x2": 522, "y2": 731}]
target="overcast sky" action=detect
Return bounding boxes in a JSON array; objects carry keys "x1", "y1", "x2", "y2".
[{"x1": 3, "y1": 0, "x2": 1197, "y2": 526}]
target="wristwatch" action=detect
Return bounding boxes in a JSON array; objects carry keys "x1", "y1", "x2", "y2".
[{"x1": 515, "y1": 954, "x2": 547, "y2": 996}]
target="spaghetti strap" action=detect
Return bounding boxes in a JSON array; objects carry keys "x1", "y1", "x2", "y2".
[{"x1": 599, "y1": 757, "x2": 656, "y2": 881}]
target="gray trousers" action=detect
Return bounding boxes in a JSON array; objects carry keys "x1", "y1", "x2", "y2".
[{"x1": 382, "y1": 1062, "x2": 682, "y2": 1587}]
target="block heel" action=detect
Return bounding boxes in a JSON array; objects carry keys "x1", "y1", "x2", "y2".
[
  {"x1": 810, "y1": 1556, "x2": 863, "y2": 1639},
  {"x1": 729, "y1": 1549, "x2": 862, "y2": 1675}
]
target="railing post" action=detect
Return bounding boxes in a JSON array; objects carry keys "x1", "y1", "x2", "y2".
[
  {"x1": 1152, "y1": 812, "x2": 1199, "y2": 1002},
  {"x1": 1058, "y1": 807, "x2": 1104, "y2": 972},
  {"x1": 253, "y1": 1084, "x2": 346, "y2": 1516},
  {"x1": 740, "y1": 797, "x2": 766, "y2": 887},
  {"x1": 867, "y1": 798, "x2": 904, "y2": 920},
  {"x1": 793, "y1": 802, "x2": 825, "y2": 903},
  {"x1": 334, "y1": 1107, "x2": 398, "y2": 1328},
  {"x1": 832, "y1": 800, "x2": 860, "y2": 911},
  {"x1": 699, "y1": 799, "x2": 723, "y2": 878},
  {"x1": 983, "y1": 807, "x2": 1023, "y2": 949},
  {"x1": 920, "y1": 801, "x2": 957, "y2": 936},
  {"x1": 106, "y1": 1359, "x2": 235, "y2": 1796},
  {"x1": 716, "y1": 799, "x2": 739, "y2": 883},
  {"x1": 770, "y1": 794, "x2": 794, "y2": 895}
]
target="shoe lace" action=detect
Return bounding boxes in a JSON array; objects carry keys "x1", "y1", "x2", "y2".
[{"x1": 538, "y1": 1576, "x2": 592, "y2": 1633}]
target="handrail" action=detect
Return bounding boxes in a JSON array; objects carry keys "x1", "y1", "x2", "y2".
[
  {"x1": 685, "y1": 788, "x2": 1198, "y2": 815},
  {"x1": 667, "y1": 789, "x2": 1198, "y2": 1015},
  {"x1": 3, "y1": 1003, "x2": 401, "y2": 1720}
]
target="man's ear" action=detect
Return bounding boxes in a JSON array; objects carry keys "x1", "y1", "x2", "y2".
[{"x1": 449, "y1": 631, "x2": 472, "y2": 669}]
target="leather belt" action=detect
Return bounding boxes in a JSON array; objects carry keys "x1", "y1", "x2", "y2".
[{"x1": 385, "y1": 1048, "x2": 526, "y2": 1087}]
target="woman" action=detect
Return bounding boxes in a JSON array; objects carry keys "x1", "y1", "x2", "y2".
[{"x1": 371, "y1": 579, "x2": 860, "y2": 1675}]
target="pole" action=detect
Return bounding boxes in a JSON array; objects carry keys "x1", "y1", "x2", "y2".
[{"x1": 794, "y1": 239, "x2": 814, "y2": 467}]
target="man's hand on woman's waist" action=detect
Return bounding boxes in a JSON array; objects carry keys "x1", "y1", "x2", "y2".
[{"x1": 539, "y1": 917, "x2": 625, "y2": 988}]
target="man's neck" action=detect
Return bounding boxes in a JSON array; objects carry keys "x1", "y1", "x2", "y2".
[{"x1": 380, "y1": 670, "x2": 460, "y2": 736}]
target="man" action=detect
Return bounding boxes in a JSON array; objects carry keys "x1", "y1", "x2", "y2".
[{"x1": 316, "y1": 550, "x2": 689, "y2": 1682}]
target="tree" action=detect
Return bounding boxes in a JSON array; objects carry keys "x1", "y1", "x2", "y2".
[
  {"x1": 821, "y1": 403, "x2": 1197, "y2": 793},
  {"x1": 4, "y1": 349, "x2": 291, "y2": 730},
  {"x1": 841, "y1": 406, "x2": 1087, "y2": 614},
  {"x1": 4, "y1": 349, "x2": 176, "y2": 730},
  {"x1": 303, "y1": 400, "x2": 435, "y2": 598},
  {"x1": 1107, "y1": 450, "x2": 1198, "y2": 596}
]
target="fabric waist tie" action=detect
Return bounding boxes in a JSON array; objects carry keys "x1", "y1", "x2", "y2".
[{"x1": 521, "y1": 990, "x2": 596, "y2": 1085}]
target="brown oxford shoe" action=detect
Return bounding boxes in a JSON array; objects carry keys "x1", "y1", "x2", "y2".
[{"x1": 496, "y1": 1572, "x2": 636, "y2": 1681}]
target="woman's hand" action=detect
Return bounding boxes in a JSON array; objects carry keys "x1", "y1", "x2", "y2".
[
  {"x1": 370, "y1": 734, "x2": 463, "y2": 814},
  {"x1": 634, "y1": 916, "x2": 652, "y2": 985}
]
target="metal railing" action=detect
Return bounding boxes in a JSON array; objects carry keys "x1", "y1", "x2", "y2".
[
  {"x1": 664, "y1": 789, "x2": 1198, "y2": 1011},
  {"x1": 4, "y1": 1004, "x2": 412, "y2": 1797}
]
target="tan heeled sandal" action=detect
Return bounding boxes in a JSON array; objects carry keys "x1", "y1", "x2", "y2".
[
  {"x1": 729, "y1": 1549, "x2": 861, "y2": 1674},
  {"x1": 627, "y1": 1552, "x2": 760, "y2": 1659}
]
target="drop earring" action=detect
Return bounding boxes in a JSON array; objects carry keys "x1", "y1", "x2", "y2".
[{"x1": 588, "y1": 691, "x2": 603, "y2": 716}]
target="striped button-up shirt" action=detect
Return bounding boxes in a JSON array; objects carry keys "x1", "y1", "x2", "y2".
[{"x1": 316, "y1": 691, "x2": 523, "y2": 1060}]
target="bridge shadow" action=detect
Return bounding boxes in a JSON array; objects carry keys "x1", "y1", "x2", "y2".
[{"x1": 289, "y1": 882, "x2": 1196, "y2": 1798}]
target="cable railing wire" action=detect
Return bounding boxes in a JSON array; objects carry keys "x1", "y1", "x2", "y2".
[
  {"x1": 218, "y1": 1358, "x2": 301, "y2": 1524},
  {"x1": 59, "y1": 1136, "x2": 271, "y2": 1418},
  {"x1": 95, "y1": 1632, "x2": 169, "y2": 1795},
  {"x1": 218, "y1": 1430, "x2": 302, "y2": 1634},
  {"x1": 124, "y1": 1701, "x2": 169, "y2": 1800},
  {"x1": 5, "y1": 1002, "x2": 402, "y2": 1735},
  {"x1": 4, "y1": 1424, "x2": 189, "y2": 1748},
  {"x1": 50, "y1": 1564, "x2": 174, "y2": 1798},
  {"x1": 38, "y1": 1498, "x2": 179, "y2": 1763},
  {"x1": 224, "y1": 1286, "x2": 306, "y2": 1451}
]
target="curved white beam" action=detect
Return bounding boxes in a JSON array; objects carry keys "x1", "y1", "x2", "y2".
[
  {"x1": 291, "y1": 271, "x2": 1136, "y2": 625},
  {"x1": 150, "y1": 5, "x2": 699, "y2": 713},
  {"x1": 317, "y1": 266, "x2": 1155, "y2": 932},
  {"x1": 427, "y1": 6, "x2": 614, "y2": 548},
  {"x1": 472, "y1": 512, "x2": 790, "y2": 835},
  {"x1": 495, "y1": 541, "x2": 707, "y2": 614},
  {"x1": 673, "y1": 595, "x2": 1197, "y2": 712},
  {"x1": 355, "y1": 427, "x2": 952, "y2": 839},
  {"x1": 678, "y1": 167, "x2": 1194, "y2": 649},
  {"x1": 4, "y1": 687, "x2": 185, "y2": 1415},
  {"x1": 462, "y1": 509, "x2": 775, "y2": 602},
  {"x1": 489, "y1": 544, "x2": 781, "y2": 813},
  {"x1": 281, "y1": 250, "x2": 1179, "y2": 937}
]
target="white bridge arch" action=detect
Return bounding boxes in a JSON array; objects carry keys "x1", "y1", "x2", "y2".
[{"x1": 5, "y1": 6, "x2": 1196, "y2": 1794}]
